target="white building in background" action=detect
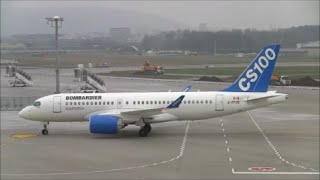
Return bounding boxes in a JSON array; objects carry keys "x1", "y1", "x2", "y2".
[
  {"x1": 199, "y1": 23, "x2": 208, "y2": 32},
  {"x1": 296, "y1": 41, "x2": 320, "y2": 57}
]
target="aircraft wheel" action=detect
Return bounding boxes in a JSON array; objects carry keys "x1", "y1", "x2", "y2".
[
  {"x1": 42, "y1": 129, "x2": 48, "y2": 135},
  {"x1": 138, "y1": 127, "x2": 148, "y2": 137},
  {"x1": 145, "y1": 124, "x2": 152, "y2": 133}
]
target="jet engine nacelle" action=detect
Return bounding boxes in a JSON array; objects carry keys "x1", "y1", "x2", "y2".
[{"x1": 89, "y1": 115, "x2": 124, "y2": 134}]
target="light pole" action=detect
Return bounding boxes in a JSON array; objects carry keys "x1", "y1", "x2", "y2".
[{"x1": 46, "y1": 16, "x2": 64, "y2": 94}]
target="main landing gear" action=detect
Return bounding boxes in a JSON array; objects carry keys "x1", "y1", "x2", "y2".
[
  {"x1": 41, "y1": 122, "x2": 49, "y2": 135},
  {"x1": 138, "y1": 123, "x2": 151, "y2": 137}
]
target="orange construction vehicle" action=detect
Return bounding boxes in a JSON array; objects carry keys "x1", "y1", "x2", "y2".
[
  {"x1": 270, "y1": 74, "x2": 291, "y2": 86},
  {"x1": 143, "y1": 60, "x2": 164, "y2": 74}
]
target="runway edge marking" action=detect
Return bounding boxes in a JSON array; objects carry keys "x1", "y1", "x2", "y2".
[{"x1": 247, "y1": 111, "x2": 319, "y2": 172}]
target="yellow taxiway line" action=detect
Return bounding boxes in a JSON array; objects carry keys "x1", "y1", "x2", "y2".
[{"x1": 0, "y1": 133, "x2": 38, "y2": 149}]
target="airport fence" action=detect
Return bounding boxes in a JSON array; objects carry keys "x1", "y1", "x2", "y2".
[{"x1": 1, "y1": 96, "x2": 40, "y2": 111}]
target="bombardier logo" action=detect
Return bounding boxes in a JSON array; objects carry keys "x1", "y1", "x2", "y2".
[
  {"x1": 66, "y1": 96, "x2": 102, "y2": 100},
  {"x1": 238, "y1": 48, "x2": 276, "y2": 91}
]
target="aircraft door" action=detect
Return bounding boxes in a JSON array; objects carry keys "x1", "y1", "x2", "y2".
[
  {"x1": 117, "y1": 99, "x2": 123, "y2": 108},
  {"x1": 53, "y1": 96, "x2": 61, "y2": 113},
  {"x1": 215, "y1": 94, "x2": 224, "y2": 111}
]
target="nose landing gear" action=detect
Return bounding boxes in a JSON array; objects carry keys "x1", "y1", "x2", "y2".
[{"x1": 41, "y1": 122, "x2": 49, "y2": 135}]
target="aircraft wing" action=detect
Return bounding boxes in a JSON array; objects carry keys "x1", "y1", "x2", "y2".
[
  {"x1": 168, "y1": 85, "x2": 192, "y2": 92},
  {"x1": 182, "y1": 85, "x2": 192, "y2": 92},
  {"x1": 85, "y1": 95, "x2": 185, "y2": 122},
  {"x1": 122, "y1": 95, "x2": 185, "y2": 116}
]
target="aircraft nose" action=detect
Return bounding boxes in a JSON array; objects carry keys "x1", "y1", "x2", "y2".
[{"x1": 19, "y1": 107, "x2": 30, "y2": 119}]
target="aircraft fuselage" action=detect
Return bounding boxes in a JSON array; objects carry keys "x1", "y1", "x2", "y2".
[{"x1": 19, "y1": 91, "x2": 287, "y2": 124}]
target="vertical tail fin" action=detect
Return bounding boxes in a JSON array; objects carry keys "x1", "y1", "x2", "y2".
[{"x1": 223, "y1": 44, "x2": 280, "y2": 92}]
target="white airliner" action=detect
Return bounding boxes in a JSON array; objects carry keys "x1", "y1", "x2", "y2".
[{"x1": 19, "y1": 44, "x2": 288, "y2": 137}]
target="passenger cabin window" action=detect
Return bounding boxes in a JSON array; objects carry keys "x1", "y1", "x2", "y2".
[
  {"x1": 66, "y1": 102, "x2": 68, "y2": 105},
  {"x1": 33, "y1": 101, "x2": 41, "y2": 107}
]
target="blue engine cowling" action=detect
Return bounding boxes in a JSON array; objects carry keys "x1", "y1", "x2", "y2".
[{"x1": 89, "y1": 115, "x2": 122, "y2": 134}]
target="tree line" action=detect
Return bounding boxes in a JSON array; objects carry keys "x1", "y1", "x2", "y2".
[{"x1": 141, "y1": 25, "x2": 319, "y2": 53}]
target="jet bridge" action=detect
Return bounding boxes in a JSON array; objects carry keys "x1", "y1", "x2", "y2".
[
  {"x1": 6, "y1": 66, "x2": 33, "y2": 87},
  {"x1": 74, "y1": 66, "x2": 106, "y2": 93}
]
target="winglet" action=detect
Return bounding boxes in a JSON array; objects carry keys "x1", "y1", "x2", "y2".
[
  {"x1": 182, "y1": 85, "x2": 192, "y2": 92},
  {"x1": 165, "y1": 95, "x2": 185, "y2": 109}
]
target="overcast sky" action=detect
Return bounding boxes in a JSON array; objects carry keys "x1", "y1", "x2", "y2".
[
  {"x1": 102, "y1": 0, "x2": 320, "y2": 29},
  {"x1": 1, "y1": 0, "x2": 319, "y2": 35}
]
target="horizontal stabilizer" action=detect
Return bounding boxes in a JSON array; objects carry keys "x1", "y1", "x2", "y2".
[{"x1": 245, "y1": 95, "x2": 277, "y2": 102}]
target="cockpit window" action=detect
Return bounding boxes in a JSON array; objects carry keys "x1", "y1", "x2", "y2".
[{"x1": 33, "y1": 101, "x2": 41, "y2": 107}]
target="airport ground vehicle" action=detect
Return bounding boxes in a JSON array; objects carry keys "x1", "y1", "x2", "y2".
[
  {"x1": 6, "y1": 66, "x2": 33, "y2": 87},
  {"x1": 143, "y1": 60, "x2": 164, "y2": 74},
  {"x1": 270, "y1": 74, "x2": 291, "y2": 86},
  {"x1": 8, "y1": 79, "x2": 27, "y2": 87}
]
